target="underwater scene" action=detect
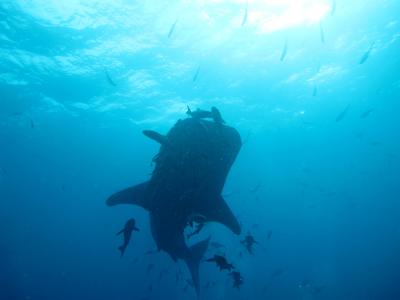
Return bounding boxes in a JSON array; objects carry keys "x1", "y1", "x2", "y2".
[{"x1": 1, "y1": 0, "x2": 400, "y2": 299}]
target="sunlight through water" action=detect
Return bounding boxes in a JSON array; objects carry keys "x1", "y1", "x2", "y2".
[{"x1": 209, "y1": 0, "x2": 333, "y2": 33}]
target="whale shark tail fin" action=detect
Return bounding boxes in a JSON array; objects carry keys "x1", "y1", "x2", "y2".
[{"x1": 184, "y1": 238, "x2": 210, "y2": 297}]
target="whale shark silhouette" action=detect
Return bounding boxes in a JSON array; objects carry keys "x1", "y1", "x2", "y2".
[{"x1": 107, "y1": 112, "x2": 241, "y2": 296}]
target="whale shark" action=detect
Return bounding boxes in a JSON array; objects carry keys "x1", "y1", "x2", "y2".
[{"x1": 107, "y1": 110, "x2": 241, "y2": 295}]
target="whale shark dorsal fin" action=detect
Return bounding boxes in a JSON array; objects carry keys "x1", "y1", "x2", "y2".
[
  {"x1": 143, "y1": 130, "x2": 168, "y2": 145},
  {"x1": 199, "y1": 195, "x2": 241, "y2": 235},
  {"x1": 106, "y1": 181, "x2": 151, "y2": 210}
]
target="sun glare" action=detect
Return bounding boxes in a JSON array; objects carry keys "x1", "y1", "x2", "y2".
[{"x1": 248, "y1": 0, "x2": 332, "y2": 33}]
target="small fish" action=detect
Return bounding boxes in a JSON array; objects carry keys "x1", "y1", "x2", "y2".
[
  {"x1": 241, "y1": 233, "x2": 259, "y2": 254},
  {"x1": 280, "y1": 39, "x2": 288, "y2": 62},
  {"x1": 319, "y1": 22, "x2": 325, "y2": 43},
  {"x1": 331, "y1": 0, "x2": 336, "y2": 16},
  {"x1": 192, "y1": 66, "x2": 200, "y2": 82},
  {"x1": 206, "y1": 255, "x2": 235, "y2": 272},
  {"x1": 230, "y1": 271, "x2": 244, "y2": 289},
  {"x1": 105, "y1": 68, "x2": 117, "y2": 87},
  {"x1": 116, "y1": 218, "x2": 139, "y2": 257},
  {"x1": 168, "y1": 18, "x2": 178, "y2": 38},
  {"x1": 187, "y1": 106, "x2": 212, "y2": 119},
  {"x1": 359, "y1": 42, "x2": 375, "y2": 64},
  {"x1": 335, "y1": 104, "x2": 350, "y2": 122},
  {"x1": 241, "y1": 1, "x2": 248, "y2": 26},
  {"x1": 312, "y1": 85, "x2": 317, "y2": 97},
  {"x1": 360, "y1": 108, "x2": 373, "y2": 118},
  {"x1": 30, "y1": 119, "x2": 35, "y2": 129},
  {"x1": 267, "y1": 230, "x2": 272, "y2": 240}
]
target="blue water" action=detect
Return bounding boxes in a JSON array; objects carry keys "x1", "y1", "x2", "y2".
[{"x1": 1, "y1": 1, "x2": 400, "y2": 299}]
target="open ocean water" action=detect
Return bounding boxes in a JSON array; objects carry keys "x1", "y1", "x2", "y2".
[{"x1": 1, "y1": 1, "x2": 400, "y2": 300}]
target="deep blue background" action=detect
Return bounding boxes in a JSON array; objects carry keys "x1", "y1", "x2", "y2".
[{"x1": 1, "y1": 1, "x2": 400, "y2": 299}]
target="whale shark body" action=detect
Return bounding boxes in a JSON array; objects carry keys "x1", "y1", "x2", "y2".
[{"x1": 107, "y1": 115, "x2": 241, "y2": 295}]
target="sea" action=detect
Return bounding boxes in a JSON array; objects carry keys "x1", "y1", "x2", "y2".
[{"x1": 1, "y1": 1, "x2": 400, "y2": 300}]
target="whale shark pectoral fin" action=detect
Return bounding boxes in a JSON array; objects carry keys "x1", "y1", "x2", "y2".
[
  {"x1": 200, "y1": 195, "x2": 241, "y2": 235},
  {"x1": 106, "y1": 181, "x2": 151, "y2": 210},
  {"x1": 143, "y1": 130, "x2": 168, "y2": 145}
]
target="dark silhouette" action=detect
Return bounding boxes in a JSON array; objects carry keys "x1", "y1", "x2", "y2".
[
  {"x1": 241, "y1": 233, "x2": 259, "y2": 254},
  {"x1": 107, "y1": 108, "x2": 241, "y2": 295},
  {"x1": 280, "y1": 39, "x2": 288, "y2": 62},
  {"x1": 230, "y1": 271, "x2": 244, "y2": 289},
  {"x1": 211, "y1": 107, "x2": 225, "y2": 124},
  {"x1": 104, "y1": 68, "x2": 117, "y2": 86},
  {"x1": 206, "y1": 255, "x2": 234, "y2": 272},
  {"x1": 359, "y1": 42, "x2": 375, "y2": 64},
  {"x1": 168, "y1": 18, "x2": 178, "y2": 38},
  {"x1": 360, "y1": 108, "x2": 373, "y2": 119},
  {"x1": 186, "y1": 106, "x2": 225, "y2": 124},
  {"x1": 116, "y1": 218, "x2": 139, "y2": 257},
  {"x1": 192, "y1": 66, "x2": 200, "y2": 82}
]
